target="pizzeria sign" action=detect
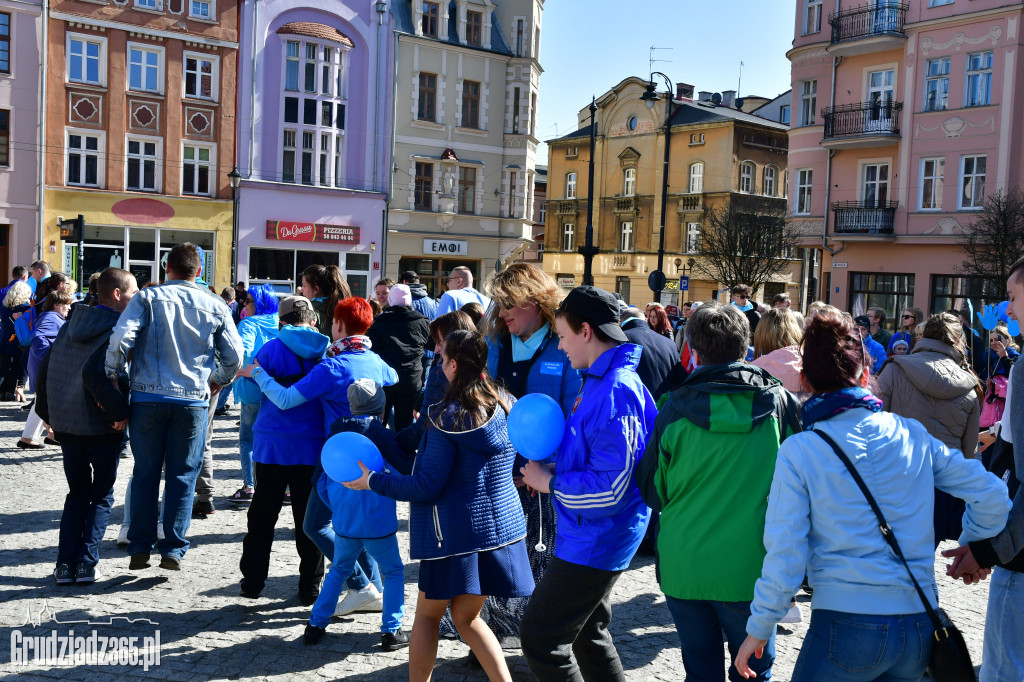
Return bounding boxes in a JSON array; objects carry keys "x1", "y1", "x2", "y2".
[{"x1": 266, "y1": 220, "x2": 360, "y2": 244}]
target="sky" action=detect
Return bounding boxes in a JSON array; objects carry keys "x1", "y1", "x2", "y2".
[{"x1": 534, "y1": 0, "x2": 796, "y2": 164}]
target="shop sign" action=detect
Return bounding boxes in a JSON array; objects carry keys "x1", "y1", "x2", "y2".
[
  {"x1": 832, "y1": 262, "x2": 848, "y2": 268},
  {"x1": 266, "y1": 221, "x2": 360, "y2": 244},
  {"x1": 556, "y1": 275, "x2": 575, "y2": 288},
  {"x1": 423, "y1": 239, "x2": 468, "y2": 256}
]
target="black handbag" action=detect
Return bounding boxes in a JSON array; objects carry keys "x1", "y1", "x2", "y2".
[{"x1": 814, "y1": 430, "x2": 976, "y2": 682}]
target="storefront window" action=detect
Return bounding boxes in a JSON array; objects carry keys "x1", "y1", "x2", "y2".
[
  {"x1": 249, "y1": 247, "x2": 369, "y2": 296},
  {"x1": 930, "y1": 275, "x2": 1001, "y2": 316},
  {"x1": 344, "y1": 252, "x2": 370, "y2": 300},
  {"x1": 849, "y1": 272, "x2": 915, "y2": 330},
  {"x1": 67, "y1": 225, "x2": 215, "y2": 290},
  {"x1": 398, "y1": 256, "x2": 478, "y2": 300}
]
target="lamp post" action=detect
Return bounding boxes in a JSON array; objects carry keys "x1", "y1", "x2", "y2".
[
  {"x1": 578, "y1": 97, "x2": 599, "y2": 286},
  {"x1": 228, "y1": 166, "x2": 242, "y2": 285},
  {"x1": 641, "y1": 73, "x2": 676, "y2": 300}
]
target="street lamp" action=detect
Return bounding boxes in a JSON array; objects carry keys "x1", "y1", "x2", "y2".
[
  {"x1": 228, "y1": 166, "x2": 242, "y2": 285},
  {"x1": 578, "y1": 97, "x2": 600, "y2": 286},
  {"x1": 641, "y1": 72, "x2": 676, "y2": 300}
]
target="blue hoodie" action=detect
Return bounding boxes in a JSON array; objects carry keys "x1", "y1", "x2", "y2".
[
  {"x1": 28, "y1": 310, "x2": 66, "y2": 387},
  {"x1": 251, "y1": 325, "x2": 330, "y2": 466},
  {"x1": 235, "y1": 313, "x2": 281, "y2": 404}
]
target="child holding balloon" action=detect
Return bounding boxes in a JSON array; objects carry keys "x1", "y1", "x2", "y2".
[{"x1": 345, "y1": 329, "x2": 532, "y2": 682}]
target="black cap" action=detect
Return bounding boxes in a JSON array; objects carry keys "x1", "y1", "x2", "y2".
[
  {"x1": 853, "y1": 315, "x2": 871, "y2": 329},
  {"x1": 559, "y1": 285, "x2": 629, "y2": 343},
  {"x1": 400, "y1": 270, "x2": 419, "y2": 283}
]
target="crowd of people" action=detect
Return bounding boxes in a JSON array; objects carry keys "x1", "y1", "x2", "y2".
[{"x1": 11, "y1": 246, "x2": 1023, "y2": 682}]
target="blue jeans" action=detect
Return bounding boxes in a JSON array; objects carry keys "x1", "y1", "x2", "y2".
[
  {"x1": 126, "y1": 402, "x2": 208, "y2": 560},
  {"x1": 56, "y1": 434, "x2": 123, "y2": 567},
  {"x1": 981, "y1": 568, "x2": 1024, "y2": 682},
  {"x1": 238, "y1": 402, "x2": 260, "y2": 488},
  {"x1": 791, "y1": 609, "x2": 933, "y2": 681},
  {"x1": 310, "y1": 534, "x2": 405, "y2": 632},
  {"x1": 665, "y1": 596, "x2": 775, "y2": 682},
  {"x1": 302, "y1": 479, "x2": 381, "y2": 591}
]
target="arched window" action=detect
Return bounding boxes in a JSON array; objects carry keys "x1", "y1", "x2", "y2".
[
  {"x1": 763, "y1": 165, "x2": 778, "y2": 197},
  {"x1": 623, "y1": 168, "x2": 636, "y2": 196},
  {"x1": 689, "y1": 162, "x2": 704, "y2": 193},
  {"x1": 566, "y1": 172, "x2": 577, "y2": 199},
  {"x1": 740, "y1": 161, "x2": 755, "y2": 193}
]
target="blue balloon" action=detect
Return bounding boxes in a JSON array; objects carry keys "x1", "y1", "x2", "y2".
[
  {"x1": 508, "y1": 393, "x2": 565, "y2": 461},
  {"x1": 322, "y1": 432, "x2": 384, "y2": 483},
  {"x1": 1009, "y1": 318, "x2": 1021, "y2": 337},
  {"x1": 997, "y1": 300, "x2": 1011, "y2": 322}
]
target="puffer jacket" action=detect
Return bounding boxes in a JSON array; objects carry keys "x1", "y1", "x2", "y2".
[
  {"x1": 368, "y1": 396, "x2": 526, "y2": 560},
  {"x1": 367, "y1": 305, "x2": 431, "y2": 388},
  {"x1": 751, "y1": 345, "x2": 803, "y2": 395},
  {"x1": 876, "y1": 337, "x2": 980, "y2": 456}
]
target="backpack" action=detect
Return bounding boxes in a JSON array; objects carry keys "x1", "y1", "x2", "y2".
[{"x1": 14, "y1": 306, "x2": 36, "y2": 347}]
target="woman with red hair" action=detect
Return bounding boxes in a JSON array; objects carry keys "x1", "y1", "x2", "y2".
[{"x1": 647, "y1": 304, "x2": 674, "y2": 339}]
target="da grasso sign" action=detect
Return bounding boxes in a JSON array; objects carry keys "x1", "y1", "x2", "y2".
[
  {"x1": 423, "y1": 239, "x2": 468, "y2": 256},
  {"x1": 266, "y1": 221, "x2": 360, "y2": 244}
]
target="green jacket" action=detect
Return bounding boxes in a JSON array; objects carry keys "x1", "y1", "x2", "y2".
[{"x1": 637, "y1": 362, "x2": 801, "y2": 602}]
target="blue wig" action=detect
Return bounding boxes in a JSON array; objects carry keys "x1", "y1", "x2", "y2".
[{"x1": 249, "y1": 283, "x2": 279, "y2": 316}]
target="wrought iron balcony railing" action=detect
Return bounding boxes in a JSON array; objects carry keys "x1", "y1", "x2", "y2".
[
  {"x1": 829, "y1": 3, "x2": 908, "y2": 44},
  {"x1": 832, "y1": 201, "x2": 897, "y2": 234},
  {"x1": 822, "y1": 101, "x2": 902, "y2": 139}
]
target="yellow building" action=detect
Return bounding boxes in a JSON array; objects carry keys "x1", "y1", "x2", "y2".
[{"x1": 542, "y1": 76, "x2": 804, "y2": 308}]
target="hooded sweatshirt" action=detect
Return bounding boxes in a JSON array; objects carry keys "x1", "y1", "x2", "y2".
[
  {"x1": 251, "y1": 325, "x2": 330, "y2": 466},
  {"x1": 407, "y1": 282, "x2": 438, "y2": 320},
  {"x1": 234, "y1": 312, "x2": 280, "y2": 404}
]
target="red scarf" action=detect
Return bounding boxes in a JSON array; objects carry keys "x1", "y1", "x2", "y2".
[{"x1": 326, "y1": 335, "x2": 371, "y2": 358}]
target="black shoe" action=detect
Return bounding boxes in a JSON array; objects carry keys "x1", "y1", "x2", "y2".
[
  {"x1": 239, "y1": 583, "x2": 261, "y2": 599},
  {"x1": 44, "y1": 437, "x2": 61, "y2": 446},
  {"x1": 304, "y1": 624, "x2": 326, "y2": 645},
  {"x1": 298, "y1": 583, "x2": 320, "y2": 606},
  {"x1": 381, "y1": 629, "x2": 409, "y2": 652},
  {"x1": 214, "y1": 407, "x2": 230, "y2": 417},
  {"x1": 192, "y1": 499, "x2": 215, "y2": 517},
  {"x1": 159, "y1": 555, "x2": 181, "y2": 571},
  {"x1": 16, "y1": 440, "x2": 44, "y2": 450},
  {"x1": 129, "y1": 553, "x2": 150, "y2": 570}
]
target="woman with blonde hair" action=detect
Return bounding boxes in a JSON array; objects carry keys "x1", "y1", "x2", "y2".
[
  {"x1": 979, "y1": 323, "x2": 1018, "y2": 428},
  {"x1": 750, "y1": 308, "x2": 804, "y2": 395},
  {"x1": 887, "y1": 306, "x2": 924, "y2": 355}
]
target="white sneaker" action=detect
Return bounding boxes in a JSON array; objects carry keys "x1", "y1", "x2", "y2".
[
  {"x1": 780, "y1": 604, "x2": 803, "y2": 624},
  {"x1": 117, "y1": 525, "x2": 129, "y2": 547},
  {"x1": 157, "y1": 522, "x2": 165, "y2": 541},
  {"x1": 333, "y1": 584, "x2": 383, "y2": 617}
]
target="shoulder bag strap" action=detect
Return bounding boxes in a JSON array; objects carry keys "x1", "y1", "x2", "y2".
[{"x1": 812, "y1": 428, "x2": 944, "y2": 632}]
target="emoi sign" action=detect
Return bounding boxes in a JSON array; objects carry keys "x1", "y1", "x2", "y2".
[{"x1": 266, "y1": 221, "x2": 360, "y2": 244}]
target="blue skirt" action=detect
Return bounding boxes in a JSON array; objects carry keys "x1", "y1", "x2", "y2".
[{"x1": 418, "y1": 539, "x2": 535, "y2": 601}]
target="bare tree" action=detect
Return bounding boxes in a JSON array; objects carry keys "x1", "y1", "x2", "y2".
[
  {"x1": 693, "y1": 195, "x2": 798, "y2": 294},
  {"x1": 957, "y1": 188, "x2": 1024, "y2": 298}
]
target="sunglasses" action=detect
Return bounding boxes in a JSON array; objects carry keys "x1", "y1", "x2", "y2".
[
  {"x1": 736, "y1": 294, "x2": 749, "y2": 300},
  {"x1": 901, "y1": 314, "x2": 914, "y2": 319}
]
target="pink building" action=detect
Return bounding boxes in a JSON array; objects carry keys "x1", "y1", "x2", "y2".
[{"x1": 788, "y1": 0, "x2": 1019, "y2": 323}]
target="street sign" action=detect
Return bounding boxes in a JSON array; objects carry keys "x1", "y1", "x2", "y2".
[
  {"x1": 648, "y1": 270, "x2": 666, "y2": 292},
  {"x1": 680, "y1": 275, "x2": 690, "y2": 291}
]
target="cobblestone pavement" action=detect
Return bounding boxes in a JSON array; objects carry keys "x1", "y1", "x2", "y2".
[{"x1": 0, "y1": 400, "x2": 993, "y2": 680}]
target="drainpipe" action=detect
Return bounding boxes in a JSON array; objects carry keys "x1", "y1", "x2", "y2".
[
  {"x1": 37, "y1": 0, "x2": 48, "y2": 261},
  {"x1": 246, "y1": 0, "x2": 259, "y2": 177},
  {"x1": 382, "y1": 27, "x2": 400, "y2": 277},
  {"x1": 820, "y1": 54, "x2": 845, "y2": 303}
]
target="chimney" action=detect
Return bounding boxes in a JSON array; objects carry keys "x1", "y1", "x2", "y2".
[
  {"x1": 697, "y1": 90, "x2": 712, "y2": 102},
  {"x1": 720, "y1": 90, "x2": 736, "y2": 107},
  {"x1": 676, "y1": 82, "x2": 694, "y2": 101}
]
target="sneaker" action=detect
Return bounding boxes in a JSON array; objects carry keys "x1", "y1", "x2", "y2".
[
  {"x1": 381, "y1": 629, "x2": 409, "y2": 652},
  {"x1": 780, "y1": 604, "x2": 803, "y2": 624},
  {"x1": 192, "y1": 499, "x2": 215, "y2": 517},
  {"x1": 228, "y1": 487, "x2": 254, "y2": 505},
  {"x1": 54, "y1": 563, "x2": 75, "y2": 585},
  {"x1": 129, "y1": 553, "x2": 150, "y2": 570},
  {"x1": 304, "y1": 624, "x2": 326, "y2": 645},
  {"x1": 74, "y1": 564, "x2": 101, "y2": 583},
  {"x1": 159, "y1": 555, "x2": 181, "y2": 571},
  {"x1": 334, "y1": 584, "x2": 383, "y2": 617},
  {"x1": 117, "y1": 525, "x2": 129, "y2": 547}
]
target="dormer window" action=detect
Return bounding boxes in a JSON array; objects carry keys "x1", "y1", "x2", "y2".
[
  {"x1": 422, "y1": 2, "x2": 439, "y2": 37},
  {"x1": 466, "y1": 10, "x2": 482, "y2": 46}
]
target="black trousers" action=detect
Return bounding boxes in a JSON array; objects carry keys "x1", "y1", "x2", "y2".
[
  {"x1": 384, "y1": 383, "x2": 417, "y2": 432},
  {"x1": 239, "y1": 462, "x2": 324, "y2": 594},
  {"x1": 520, "y1": 556, "x2": 626, "y2": 682}
]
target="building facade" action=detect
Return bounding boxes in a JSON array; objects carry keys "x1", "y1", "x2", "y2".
[
  {"x1": 789, "y1": 0, "x2": 1023, "y2": 320},
  {"x1": 43, "y1": 0, "x2": 239, "y2": 290},
  {"x1": 0, "y1": 0, "x2": 43, "y2": 274},
  {"x1": 234, "y1": 0, "x2": 393, "y2": 298},
  {"x1": 385, "y1": 0, "x2": 543, "y2": 299},
  {"x1": 542, "y1": 76, "x2": 801, "y2": 308}
]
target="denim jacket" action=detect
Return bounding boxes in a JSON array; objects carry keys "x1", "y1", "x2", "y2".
[{"x1": 105, "y1": 280, "x2": 243, "y2": 400}]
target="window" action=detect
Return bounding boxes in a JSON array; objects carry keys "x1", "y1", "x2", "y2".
[
  {"x1": 319, "y1": 133, "x2": 330, "y2": 186},
  {"x1": 128, "y1": 45, "x2": 162, "y2": 93},
  {"x1": 303, "y1": 43, "x2": 316, "y2": 92},
  {"x1": 849, "y1": 273, "x2": 915, "y2": 324},
  {"x1": 919, "y1": 158, "x2": 944, "y2": 210},
  {"x1": 458, "y1": 167, "x2": 476, "y2": 213},
  {"x1": 418, "y1": 73, "x2": 437, "y2": 121},
  {"x1": 282, "y1": 130, "x2": 296, "y2": 183},
  {"x1": 862, "y1": 163, "x2": 889, "y2": 206},
  {"x1": 285, "y1": 41, "x2": 299, "y2": 91},
  {"x1": 800, "y1": 80, "x2": 817, "y2": 126},
  {"x1": 512, "y1": 87, "x2": 521, "y2": 133},
  {"x1": 301, "y1": 131, "x2": 314, "y2": 185},
  {"x1": 538, "y1": 202, "x2": 546, "y2": 224},
  {"x1": 67, "y1": 131, "x2": 101, "y2": 186},
  {"x1": 190, "y1": 0, "x2": 212, "y2": 19},
  {"x1": 0, "y1": 109, "x2": 8, "y2": 167},
  {"x1": 924, "y1": 58, "x2": 950, "y2": 112},
  {"x1": 623, "y1": 168, "x2": 636, "y2": 196},
  {"x1": 126, "y1": 137, "x2": 159, "y2": 192},
  {"x1": 931, "y1": 275, "x2": 1001, "y2": 317},
  {"x1": 763, "y1": 166, "x2": 777, "y2": 197},
  {"x1": 322, "y1": 47, "x2": 332, "y2": 95},
  {"x1": 804, "y1": 0, "x2": 822, "y2": 34},
  {"x1": 421, "y1": 2, "x2": 439, "y2": 37},
  {"x1": 620, "y1": 221, "x2": 634, "y2": 252},
  {"x1": 688, "y1": 163, "x2": 704, "y2": 193},
  {"x1": 966, "y1": 51, "x2": 993, "y2": 107},
  {"x1": 689, "y1": 133, "x2": 704, "y2": 145},
  {"x1": 516, "y1": 19, "x2": 525, "y2": 56},
  {"x1": 928, "y1": 0, "x2": 954, "y2": 6},
  {"x1": 566, "y1": 146, "x2": 578, "y2": 158},
  {"x1": 796, "y1": 169, "x2": 813, "y2": 215},
  {"x1": 960, "y1": 155, "x2": 986, "y2": 209},
  {"x1": 182, "y1": 144, "x2": 212, "y2": 196},
  {"x1": 566, "y1": 172, "x2": 577, "y2": 199},
  {"x1": 0, "y1": 13, "x2": 9, "y2": 74},
  {"x1": 461, "y1": 80, "x2": 480, "y2": 128},
  {"x1": 740, "y1": 162, "x2": 755, "y2": 193},
  {"x1": 530, "y1": 93, "x2": 537, "y2": 136},
  {"x1": 68, "y1": 35, "x2": 104, "y2": 85},
  {"x1": 508, "y1": 171, "x2": 517, "y2": 216},
  {"x1": 466, "y1": 11, "x2": 482, "y2": 46},
  {"x1": 184, "y1": 53, "x2": 217, "y2": 99},
  {"x1": 562, "y1": 222, "x2": 575, "y2": 252},
  {"x1": 135, "y1": 0, "x2": 161, "y2": 9},
  {"x1": 685, "y1": 222, "x2": 700, "y2": 253},
  {"x1": 779, "y1": 105, "x2": 790, "y2": 124}
]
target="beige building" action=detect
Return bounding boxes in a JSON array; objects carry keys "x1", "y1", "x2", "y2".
[{"x1": 542, "y1": 77, "x2": 803, "y2": 308}]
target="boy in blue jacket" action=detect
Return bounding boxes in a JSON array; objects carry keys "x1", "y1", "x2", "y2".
[
  {"x1": 304, "y1": 379, "x2": 408, "y2": 651},
  {"x1": 520, "y1": 285, "x2": 657, "y2": 682}
]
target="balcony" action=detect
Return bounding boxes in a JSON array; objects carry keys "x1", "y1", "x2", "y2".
[
  {"x1": 832, "y1": 201, "x2": 897, "y2": 235},
  {"x1": 828, "y1": 3, "x2": 908, "y2": 57},
  {"x1": 553, "y1": 199, "x2": 579, "y2": 215},
  {"x1": 677, "y1": 193, "x2": 704, "y2": 213},
  {"x1": 613, "y1": 197, "x2": 637, "y2": 213},
  {"x1": 821, "y1": 101, "x2": 902, "y2": 148},
  {"x1": 610, "y1": 254, "x2": 636, "y2": 271}
]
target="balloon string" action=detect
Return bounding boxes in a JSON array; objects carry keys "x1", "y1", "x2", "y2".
[{"x1": 535, "y1": 492, "x2": 545, "y2": 552}]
